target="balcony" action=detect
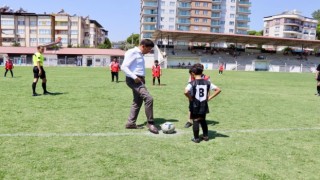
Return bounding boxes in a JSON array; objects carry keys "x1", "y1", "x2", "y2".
[
  {"x1": 178, "y1": 3, "x2": 191, "y2": 9},
  {"x1": 212, "y1": 0, "x2": 221, "y2": 3},
  {"x1": 283, "y1": 28, "x2": 302, "y2": 33},
  {"x1": 211, "y1": 22, "x2": 220, "y2": 26},
  {"x1": 144, "y1": 2, "x2": 157, "y2": 7},
  {"x1": 237, "y1": 24, "x2": 249, "y2": 29},
  {"x1": 211, "y1": 14, "x2": 221, "y2": 19},
  {"x1": 177, "y1": 26, "x2": 190, "y2": 31},
  {"x1": 238, "y1": 1, "x2": 251, "y2": 6},
  {"x1": 143, "y1": 10, "x2": 158, "y2": 15},
  {"x1": 237, "y1": 17, "x2": 250, "y2": 21},
  {"x1": 177, "y1": 12, "x2": 191, "y2": 17},
  {"x1": 177, "y1": 19, "x2": 191, "y2": 25},
  {"x1": 238, "y1": 9, "x2": 251, "y2": 14},
  {"x1": 212, "y1": 6, "x2": 222, "y2": 11}
]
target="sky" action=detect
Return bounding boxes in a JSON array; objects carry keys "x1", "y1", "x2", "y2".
[{"x1": 1, "y1": 0, "x2": 320, "y2": 42}]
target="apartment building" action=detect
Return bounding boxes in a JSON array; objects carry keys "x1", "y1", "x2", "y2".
[
  {"x1": 263, "y1": 10, "x2": 318, "y2": 40},
  {"x1": 0, "y1": 7, "x2": 108, "y2": 47},
  {"x1": 140, "y1": 0, "x2": 251, "y2": 44}
]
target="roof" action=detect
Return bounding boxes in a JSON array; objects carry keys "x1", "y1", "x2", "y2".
[
  {"x1": 152, "y1": 30, "x2": 320, "y2": 48},
  {"x1": 0, "y1": 47, "x2": 125, "y2": 56}
]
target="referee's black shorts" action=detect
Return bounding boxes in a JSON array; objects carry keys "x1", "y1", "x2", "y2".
[{"x1": 33, "y1": 66, "x2": 46, "y2": 79}]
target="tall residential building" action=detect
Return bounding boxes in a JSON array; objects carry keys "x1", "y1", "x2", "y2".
[
  {"x1": 263, "y1": 10, "x2": 318, "y2": 40},
  {"x1": 140, "y1": 0, "x2": 251, "y2": 44},
  {"x1": 0, "y1": 6, "x2": 108, "y2": 47}
]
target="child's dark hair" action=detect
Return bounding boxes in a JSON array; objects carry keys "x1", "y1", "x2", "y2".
[
  {"x1": 192, "y1": 63, "x2": 203, "y2": 75},
  {"x1": 154, "y1": 60, "x2": 159, "y2": 63}
]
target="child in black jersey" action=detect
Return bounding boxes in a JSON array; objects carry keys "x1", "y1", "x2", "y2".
[{"x1": 184, "y1": 64, "x2": 221, "y2": 143}]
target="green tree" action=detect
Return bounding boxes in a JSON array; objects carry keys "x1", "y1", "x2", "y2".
[
  {"x1": 126, "y1": 34, "x2": 140, "y2": 46},
  {"x1": 312, "y1": 9, "x2": 320, "y2": 21},
  {"x1": 247, "y1": 30, "x2": 263, "y2": 36},
  {"x1": 98, "y1": 38, "x2": 112, "y2": 49},
  {"x1": 312, "y1": 10, "x2": 320, "y2": 40},
  {"x1": 247, "y1": 30, "x2": 257, "y2": 35}
]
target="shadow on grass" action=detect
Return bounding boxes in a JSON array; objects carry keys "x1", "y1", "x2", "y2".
[
  {"x1": 206, "y1": 119, "x2": 219, "y2": 126},
  {"x1": 207, "y1": 130, "x2": 229, "y2": 139},
  {"x1": 138, "y1": 118, "x2": 179, "y2": 129},
  {"x1": 45, "y1": 92, "x2": 66, "y2": 96}
]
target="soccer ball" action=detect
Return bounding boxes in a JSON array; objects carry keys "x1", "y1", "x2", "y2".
[{"x1": 161, "y1": 122, "x2": 175, "y2": 134}]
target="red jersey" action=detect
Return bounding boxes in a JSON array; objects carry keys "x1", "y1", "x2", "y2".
[
  {"x1": 152, "y1": 65, "x2": 161, "y2": 77},
  {"x1": 189, "y1": 74, "x2": 210, "y2": 82},
  {"x1": 110, "y1": 62, "x2": 120, "y2": 72},
  {"x1": 5, "y1": 60, "x2": 13, "y2": 70},
  {"x1": 219, "y1": 65, "x2": 224, "y2": 71}
]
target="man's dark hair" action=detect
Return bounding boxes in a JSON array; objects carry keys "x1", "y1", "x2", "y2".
[
  {"x1": 154, "y1": 60, "x2": 159, "y2": 63},
  {"x1": 140, "y1": 39, "x2": 154, "y2": 48}
]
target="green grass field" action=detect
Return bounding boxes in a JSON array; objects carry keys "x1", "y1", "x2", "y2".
[{"x1": 0, "y1": 66, "x2": 319, "y2": 179}]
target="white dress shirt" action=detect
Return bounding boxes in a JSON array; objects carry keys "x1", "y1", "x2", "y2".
[{"x1": 121, "y1": 47, "x2": 145, "y2": 79}]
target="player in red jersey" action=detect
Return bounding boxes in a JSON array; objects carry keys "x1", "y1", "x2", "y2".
[
  {"x1": 152, "y1": 60, "x2": 161, "y2": 85},
  {"x1": 218, "y1": 63, "x2": 224, "y2": 75},
  {"x1": 109, "y1": 57, "x2": 121, "y2": 83},
  {"x1": 4, "y1": 56, "x2": 14, "y2": 78}
]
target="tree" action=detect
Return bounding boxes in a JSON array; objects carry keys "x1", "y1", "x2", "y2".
[
  {"x1": 247, "y1": 30, "x2": 263, "y2": 36},
  {"x1": 98, "y1": 38, "x2": 112, "y2": 49},
  {"x1": 312, "y1": 9, "x2": 320, "y2": 21},
  {"x1": 126, "y1": 34, "x2": 140, "y2": 46},
  {"x1": 312, "y1": 10, "x2": 320, "y2": 40}
]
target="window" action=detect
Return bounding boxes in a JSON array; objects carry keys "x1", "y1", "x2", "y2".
[
  {"x1": 17, "y1": 29, "x2": 25, "y2": 34},
  {"x1": 39, "y1": 29, "x2": 51, "y2": 34},
  {"x1": 1, "y1": 20, "x2": 14, "y2": 26},
  {"x1": 71, "y1": 30, "x2": 78, "y2": 35},
  {"x1": 230, "y1": 14, "x2": 235, "y2": 18},
  {"x1": 194, "y1": 26, "x2": 199, "y2": 30},
  {"x1": 203, "y1": 10, "x2": 208, "y2": 15},
  {"x1": 38, "y1": 21, "x2": 51, "y2": 26},
  {"x1": 30, "y1": 21, "x2": 37, "y2": 26},
  {"x1": 195, "y1": 2, "x2": 200, "y2": 7},
  {"x1": 169, "y1": 18, "x2": 174, "y2": 22},
  {"x1": 169, "y1": 10, "x2": 175, "y2": 14},
  {"x1": 30, "y1": 38, "x2": 37, "y2": 42},
  {"x1": 230, "y1": 6, "x2": 235, "y2": 11},
  {"x1": 170, "y1": 2, "x2": 175, "y2": 6},
  {"x1": 161, "y1": 1, "x2": 165, "y2": 6},
  {"x1": 231, "y1": 0, "x2": 235, "y2": 2},
  {"x1": 203, "y1": 18, "x2": 208, "y2": 23},
  {"x1": 71, "y1": 22, "x2": 78, "y2": 26},
  {"x1": 161, "y1": 9, "x2": 165, "y2": 14},
  {"x1": 229, "y1": 29, "x2": 234, "y2": 33},
  {"x1": 275, "y1": 26, "x2": 280, "y2": 32},
  {"x1": 202, "y1": 27, "x2": 208, "y2": 31},
  {"x1": 195, "y1": 10, "x2": 200, "y2": 15},
  {"x1": 194, "y1": 18, "x2": 199, "y2": 23},
  {"x1": 30, "y1": 30, "x2": 37, "y2": 34},
  {"x1": 229, "y1": 21, "x2": 234, "y2": 25},
  {"x1": 203, "y1": 2, "x2": 208, "y2": 7},
  {"x1": 17, "y1": 20, "x2": 25, "y2": 26},
  {"x1": 169, "y1": 25, "x2": 174, "y2": 30}
]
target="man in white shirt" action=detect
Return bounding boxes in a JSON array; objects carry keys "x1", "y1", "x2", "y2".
[{"x1": 121, "y1": 39, "x2": 159, "y2": 134}]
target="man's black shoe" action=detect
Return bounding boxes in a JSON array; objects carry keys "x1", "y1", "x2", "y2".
[
  {"x1": 43, "y1": 91, "x2": 52, "y2": 95},
  {"x1": 32, "y1": 93, "x2": 40, "y2": 96}
]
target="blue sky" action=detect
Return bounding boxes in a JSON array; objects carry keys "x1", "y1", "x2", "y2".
[{"x1": 1, "y1": 0, "x2": 320, "y2": 41}]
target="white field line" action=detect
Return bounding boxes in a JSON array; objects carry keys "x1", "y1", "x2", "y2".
[{"x1": 0, "y1": 127, "x2": 319, "y2": 137}]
